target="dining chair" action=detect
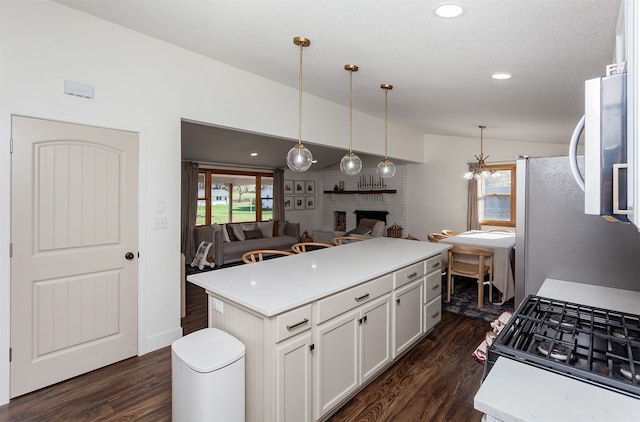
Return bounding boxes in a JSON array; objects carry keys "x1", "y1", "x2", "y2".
[
  {"x1": 441, "y1": 229, "x2": 459, "y2": 237},
  {"x1": 242, "y1": 249, "x2": 293, "y2": 264},
  {"x1": 447, "y1": 246, "x2": 494, "y2": 309},
  {"x1": 427, "y1": 233, "x2": 448, "y2": 243},
  {"x1": 291, "y1": 242, "x2": 333, "y2": 253},
  {"x1": 330, "y1": 236, "x2": 366, "y2": 246}
]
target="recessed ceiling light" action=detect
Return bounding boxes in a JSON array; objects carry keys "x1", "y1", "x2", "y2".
[
  {"x1": 434, "y1": 3, "x2": 465, "y2": 18},
  {"x1": 250, "y1": 152, "x2": 258, "y2": 157},
  {"x1": 491, "y1": 72, "x2": 514, "y2": 80}
]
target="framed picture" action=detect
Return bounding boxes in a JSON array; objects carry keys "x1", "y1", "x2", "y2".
[
  {"x1": 284, "y1": 180, "x2": 293, "y2": 194},
  {"x1": 305, "y1": 180, "x2": 315, "y2": 195},
  {"x1": 294, "y1": 196, "x2": 305, "y2": 210},
  {"x1": 305, "y1": 197, "x2": 315, "y2": 210},
  {"x1": 284, "y1": 196, "x2": 293, "y2": 211},
  {"x1": 294, "y1": 180, "x2": 305, "y2": 194}
]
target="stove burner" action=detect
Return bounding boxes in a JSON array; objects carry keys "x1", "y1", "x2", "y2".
[
  {"x1": 537, "y1": 341, "x2": 573, "y2": 362},
  {"x1": 549, "y1": 313, "x2": 577, "y2": 330},
  {"x1": 620, "y1": 365, "x2": 640, "y2": 382},
  {"x1": 613, "y1": 329, "x2": 638, "y2": 341}
]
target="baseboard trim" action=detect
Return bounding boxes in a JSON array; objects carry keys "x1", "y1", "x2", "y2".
[{"x1": 144, "y1": 327, "x2": 182, "y2": 354}]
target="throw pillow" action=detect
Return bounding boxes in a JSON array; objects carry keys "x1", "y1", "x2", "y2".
[
  {"x1": 231, "y1": 224, "x2": 246, "y2": 241},
  {"x1": 257, "y1": 221, "x2": 274, "y2": 238},
  {"x1": 225, "y1": 224, "x2": 237, "y2": 242},
  {"x1": 277, "y1": 220, "x2": 288, "y2": 236},
  {"x1": 244, "y1": 229, "x2": 263, "y2": 240}
]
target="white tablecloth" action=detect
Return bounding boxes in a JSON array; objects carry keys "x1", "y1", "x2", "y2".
[{"x1": 439, "y1": 230, "x2": 515, "y2": 304}]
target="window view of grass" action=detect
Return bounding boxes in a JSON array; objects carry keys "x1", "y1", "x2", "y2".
[{"x1": 196, "y1": 196, "x2": 273, "y2": 225}]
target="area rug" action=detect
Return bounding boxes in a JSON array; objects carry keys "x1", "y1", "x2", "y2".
[{"x1": 441, "y1": 276, "x2": 514, "y2": 322}]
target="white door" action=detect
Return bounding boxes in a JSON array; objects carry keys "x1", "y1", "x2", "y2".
[{"x1": 10, "y1": 116, "x2": 138, "y2": 398}]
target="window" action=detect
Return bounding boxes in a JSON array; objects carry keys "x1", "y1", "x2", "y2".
[
  {"x1": 196, "y1": 169, "x2": 273, "y2": 226},
  {"x1": 479, "y1": 164, "x2": 516, "y2": 226}
]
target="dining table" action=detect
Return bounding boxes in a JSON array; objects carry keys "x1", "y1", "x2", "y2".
[{"x1": 439, "y1": 230, "x2": 516, "y2": 305}]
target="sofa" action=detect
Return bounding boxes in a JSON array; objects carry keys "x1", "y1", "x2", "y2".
[{"x1": 194, "y1": 220, "x2": 300, "y2": 267}]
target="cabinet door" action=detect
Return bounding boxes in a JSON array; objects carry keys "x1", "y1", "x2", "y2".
[
  {"x1": 424, "y1": 296, "x2": 442, "y2": 334},
  {"x1": 315, "y1": 310, "x2": 359, "y2": 419},
  {"x1": 393, "y1": 278, "x2": 424, "y2": 357},
  {"x1": 360, "y1": 294, "x2": 392, "y2": 382},
  {"x1": 276, "y1": 332, "x2": 313, "y2": 422}
]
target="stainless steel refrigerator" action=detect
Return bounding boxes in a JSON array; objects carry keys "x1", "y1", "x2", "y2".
[{"x1": 514, "y1": 155, "x2": 640, "y2": 305}]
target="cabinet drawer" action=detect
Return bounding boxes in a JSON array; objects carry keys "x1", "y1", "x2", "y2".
[
  {"x1": 425, "y1": 254, "x2": 442, "y2": 275},
  {"x1": 276, "y1": 304, "x2": 312, "y2": 343},
  {"x1": 424, "y1": 270, "x2": 442, "y2": 303},
  {"x1": 394, "y1": 261, "x2": 425, "y2": 289},
  {"x1": 424, "y1": 297, "x2": 441, "y2": 333},
  {"x1": 316, "y1": 274, "x2": 393, "y2": 324}
]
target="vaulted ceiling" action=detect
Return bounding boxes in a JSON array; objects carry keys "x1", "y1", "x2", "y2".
[{"x1": 56, "y1": 0, "x2": 622, "y2": 168}]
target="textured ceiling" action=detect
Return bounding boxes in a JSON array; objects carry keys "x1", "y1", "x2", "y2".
[{"x1": 55, "y1": 0, "x2": 622, "y2": 166}]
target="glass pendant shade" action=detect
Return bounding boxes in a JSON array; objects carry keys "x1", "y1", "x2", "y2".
[
  {"x1": 287, "y1": 36, "x2": 313, "y2": 172},
  {"x1": 286, "y1": 143, "x2": 313, "y2": 172},
  {"x1": 377, "y1": 159, "x2": 396, "y2": 178},
  {"x1": 340, "y1": 151, "x2": 362, "y2": 175},
  {"x1": 463, "y1": 171, "x2": 474, "y2": 180}
]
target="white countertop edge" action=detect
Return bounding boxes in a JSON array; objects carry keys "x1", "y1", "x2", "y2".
[
  {"x1": 537, "y1": 278, "x2": 640, "y2": 315},
  {"x1": 474, "y1": 357, "x2": 640, "y2": 422}
]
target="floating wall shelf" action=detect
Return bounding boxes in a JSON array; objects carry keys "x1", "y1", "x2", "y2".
[{"x1": 323, "y1": 189, "x2": 397, "y2": 194}]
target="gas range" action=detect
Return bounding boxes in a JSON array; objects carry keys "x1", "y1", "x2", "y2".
[{"x1": 484, "y1": 294, "x2": 640, "y2": 399}]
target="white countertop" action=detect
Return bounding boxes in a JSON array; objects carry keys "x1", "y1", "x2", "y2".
[
  {"x1": 475, "y1": 278, "x2": 640, "y2": 421},
  {"x1": 187, "y1": 237, "x2": 450, "y2": 316}
]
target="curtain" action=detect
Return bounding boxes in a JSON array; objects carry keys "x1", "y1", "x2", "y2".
[
  {"x1": 466, "y1": 163, "x2": 481, "y2": 231},
  {"x1": 181, "y1": 161, "x2": 199, "y2": 263},
  {"x1": 273, "y1": 168, "x2": 285, "y2": 221}
]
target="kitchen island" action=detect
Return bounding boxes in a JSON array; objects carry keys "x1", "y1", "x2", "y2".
[{"x1": 187, "y1": 237, "x2": 449, "y2": 421}]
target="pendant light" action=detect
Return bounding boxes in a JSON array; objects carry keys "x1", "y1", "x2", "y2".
[
  {"x1": 286, "y1": 36, "x2": 313, "y2": 172},
  {"x1": 463, "y1": 125, "x2": 496, "y2": 180},
  {"x1": 339, "y1": 64, "x2": 363, "y2": 176},
  {"x1": 377, "y1": 83, "x2": 396, "y2": 178}
]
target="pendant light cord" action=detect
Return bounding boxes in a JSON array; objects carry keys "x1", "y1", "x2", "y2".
[
  {"x1": 348, "y1": 68, "x2": 353, "y2": 153},
  {"x1": 298, "y1": 41, "x2": 303, "y2": 146},
  {"x1": 384, "y1": 88, "x2": 388, "y2": 159}
]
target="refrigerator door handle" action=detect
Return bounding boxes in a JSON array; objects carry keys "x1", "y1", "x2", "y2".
[{"x1": 569, "y1": 114, "x2": 586, "y2": 191}]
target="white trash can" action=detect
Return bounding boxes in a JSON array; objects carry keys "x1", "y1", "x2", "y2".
[{"x1": 172, "y1": 328, "x2": 245, "y2": 422}]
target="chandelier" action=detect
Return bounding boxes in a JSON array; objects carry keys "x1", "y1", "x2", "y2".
[
  {"x1": 463, "y1": 125, "x2": 495, "y2": 180},
  {"x1": 286, "y1": 36, "x2": 313, "y2": 172}
]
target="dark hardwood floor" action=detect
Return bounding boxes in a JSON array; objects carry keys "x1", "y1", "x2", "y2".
[{"x1": 0, "y1": 277, "x2": 488, "y2": 422}]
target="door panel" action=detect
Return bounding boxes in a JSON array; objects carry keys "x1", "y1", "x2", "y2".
[{"x1": 10, "y1": 116, "x2": 138, "y2": 398}]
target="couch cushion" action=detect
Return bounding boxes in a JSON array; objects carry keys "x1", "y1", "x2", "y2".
[
  {"x1": 223, "y1": 235, "x2": 297, "y2": 262},
  {"x1": 257, "y1": 221, "x2": 274, "y2": 238}
]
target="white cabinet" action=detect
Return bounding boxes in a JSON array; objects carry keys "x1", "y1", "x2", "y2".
[
  {"x1": 393, "y1": 278, "x2": 423, "y2": 357},
  {"x1": 276, "y1": 332, "x2": 313, "y2": 422},
  {"x1": 424, "y1": 254, "x2": 442, "y2": 334},
  {"x1": 315, "y1": 293, "x2": 391, "y2": 419}
]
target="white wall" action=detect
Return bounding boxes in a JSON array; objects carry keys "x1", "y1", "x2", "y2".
[
  {"x1": 406, "y1": 134, "x2": 574, "y2": 241},
  {"x1": 0, "y1": 0, "x2": 425, "y2": 404}
]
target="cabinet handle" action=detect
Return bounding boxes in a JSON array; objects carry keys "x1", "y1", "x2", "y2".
[
  {"x1": 358, "y1": 315, "x2": 369, "y2": 324},
  {"x1": 406, "y1": 271, "x2": 418, "y2": 279},
  {"x1": 431, "y1": 311, "x2": 440, "y2": 318},
  {"x1": 432, "y1": 262, "x2": 440, "y2": 268},
  {"x1": 309, "y1": 343, "x2": 315, "y2": 352},
  {"x1": 354, "y1": 293, "x2": 370, "y2": 301},
  {"x1": 431, "y1": 284, "x2": 440, "y2": 290},
  {"x1": 396, "y1": 298, "x2": 400, "y2": 304},
  {"x1": 286, "y1": 318, "x2": 309, "y2": 331}
]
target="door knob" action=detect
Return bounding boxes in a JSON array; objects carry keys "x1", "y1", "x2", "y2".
[{"x1": 125, "y1": 252, "x2": 135, "y2": 260}]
